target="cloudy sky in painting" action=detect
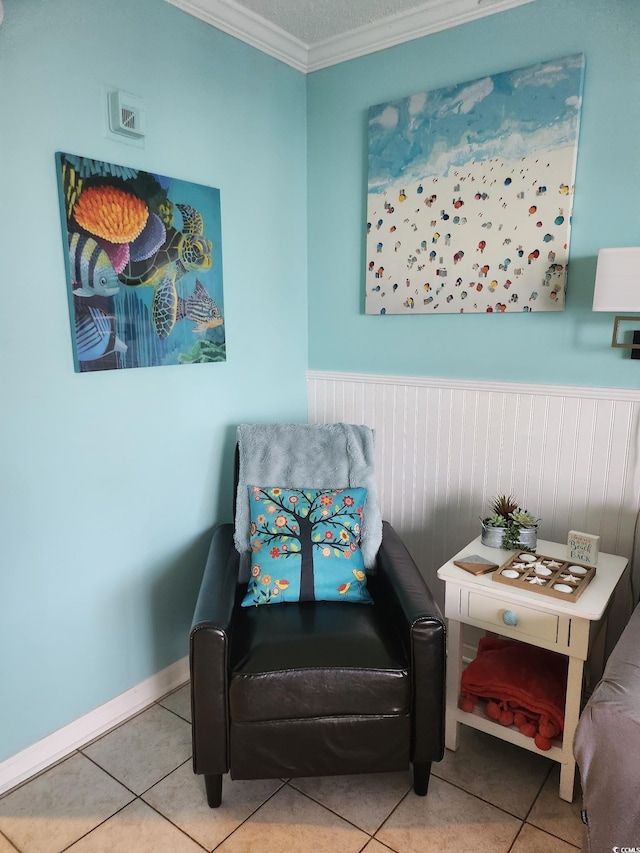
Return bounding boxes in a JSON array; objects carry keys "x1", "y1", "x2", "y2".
[{"x1": 368, "y1": 54, "x2": 585, "y2": 191}]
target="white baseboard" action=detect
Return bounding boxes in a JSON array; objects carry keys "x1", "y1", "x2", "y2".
[{"x1": 0, "y1": 655, "x2": 190, "y2": 797}]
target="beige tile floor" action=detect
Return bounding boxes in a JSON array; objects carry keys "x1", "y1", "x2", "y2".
[{"x1": 0, "y1": 684, "x2": 585, "y2": 852}]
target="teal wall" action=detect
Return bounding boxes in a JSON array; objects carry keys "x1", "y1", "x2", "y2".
[
  {"x1": 1, "y1": 0, "x2": 639, "y2": 768},
  {"x1": 0, "y1": 0, "x2": 307, "y2": 762},
  {"x1": 307, "y1": 0, "x2": 640, "y2": 388}
]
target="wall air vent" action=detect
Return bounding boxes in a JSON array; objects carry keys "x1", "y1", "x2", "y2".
[{"x1": 107, "y1": 90, "x2": 145, "y2": 140}]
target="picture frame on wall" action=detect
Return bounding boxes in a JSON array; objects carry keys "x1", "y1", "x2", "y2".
[
  {"x1": 365, "y1": 54, "x2": 585, "y2": 315},
  {"x1": 55, "y1": 152, "x2": 225, "y2": 371}
]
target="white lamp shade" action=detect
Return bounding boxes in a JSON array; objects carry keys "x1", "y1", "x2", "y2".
[{"x1": 593, "y1": 247, "x2": 640, "y2": 311}]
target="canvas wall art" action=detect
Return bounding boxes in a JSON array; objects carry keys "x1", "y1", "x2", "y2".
[
  {"x1": 365, "y1": 54, "x2": 585, "y2": 314},
  {"x1": 55, "y1": 152, "x2": 225, "y2": 371}
]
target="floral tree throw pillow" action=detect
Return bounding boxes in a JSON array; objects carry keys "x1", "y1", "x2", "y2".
[{"x1": 242, "y1": 486, "x2": 373, "y2": 606}]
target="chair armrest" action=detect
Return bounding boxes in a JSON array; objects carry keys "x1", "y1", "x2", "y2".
[
  {"x1": 375, "y1": 520, "x2": 446, "y2": 763},
  {"x1": 190, "y1": 523, "x2": 240, "y2": 775}
]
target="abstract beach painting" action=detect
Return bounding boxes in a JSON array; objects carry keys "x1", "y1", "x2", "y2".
[
  {"x1": 55, "y1": 152, "x2": 225, "y2": 371},
  {"x1": 365, "y1": 55, "x2": 585, "y2": 314}
]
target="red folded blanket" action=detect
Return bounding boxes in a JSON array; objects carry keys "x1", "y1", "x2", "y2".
[{"x1": 459, "y1": 636, "x2": 568, "y2": 750}]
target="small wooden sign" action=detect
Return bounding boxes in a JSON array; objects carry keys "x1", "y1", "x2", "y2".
[{"x1": 567, "y1": 530, "x2": 600, "y2": 567}]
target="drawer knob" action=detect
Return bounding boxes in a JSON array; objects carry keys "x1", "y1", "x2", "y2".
[{"x1": 502, "y1": 609, "x2": 519, "y2": 627}]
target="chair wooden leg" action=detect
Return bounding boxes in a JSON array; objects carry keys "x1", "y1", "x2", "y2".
[
  {"x1": 413, "y1": 762, "x2": 432, "y2": 796},
  {"x1": 205, "y1": 773, "x2": 222, "y2": 808}
]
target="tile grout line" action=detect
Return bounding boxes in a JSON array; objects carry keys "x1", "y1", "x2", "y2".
[
  {"x1": 370, "y1": 782, "x2": 415, "y2": 849},
  {"x1": 429, "y1": 772, "x2": 533, "y2": 823},
  {"x1": 141, "y1": 796, "x2": 210, "y2": 852},
  {"x1": 209, "y1": 780, "x2": 289, "y2": 851},
  {"x1": 284, "y1": 778, "x2": 383, "y2": 839},
  {"x1": 0, "y1": 826, "x2": 20, "y2": 853},
  {"x1": 58, "y1": 799, "x2": 134, "y2": 853}
]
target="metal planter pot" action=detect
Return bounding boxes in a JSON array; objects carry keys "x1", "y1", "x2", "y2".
[{"x1": 481, "y1": 522, "x2": 538, "y2": 551}]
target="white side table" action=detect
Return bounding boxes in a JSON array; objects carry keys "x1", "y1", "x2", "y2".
[{"x1": 437, "y1": 536, "x2": 628, "y2": 802}]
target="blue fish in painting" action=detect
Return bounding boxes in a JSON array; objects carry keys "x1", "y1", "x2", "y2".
[
  {"x1": 75, "y1": 305, "x2": 127, "y2": 361},
  {"x1": 177, "y1": 279, "x2": 223, "y2": 332},
  {"x1": 69, "y1": 232, "x2": 120, "y2": 298}
]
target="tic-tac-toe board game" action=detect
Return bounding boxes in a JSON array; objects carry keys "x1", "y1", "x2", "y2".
[{"x1": 492, "y1": 551, "x2": 596, "y2": 602}]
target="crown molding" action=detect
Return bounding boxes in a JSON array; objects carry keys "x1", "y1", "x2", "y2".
[
  {"x1": 165, "y1": 0, "x2": 309, "y2": 72},
  {"x1": 166, "y1": 0, "x2": 535, "y2": 73},
  {"x1": 307, "y1": 0, "x2": 535, "y2": 72}
]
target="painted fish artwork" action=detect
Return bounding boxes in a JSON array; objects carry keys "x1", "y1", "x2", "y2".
[
  {"x1": 55, "y1": 152, "x2": 225, "y2": 371},
  {"x1": 365, "y1": 55, "x2": 585, "y2": 314}
]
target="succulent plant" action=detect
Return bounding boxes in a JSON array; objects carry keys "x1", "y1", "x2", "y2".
[
  {"x1": 490, "y1": 494, "x2": 518, "y2": 519},
  {"x1": 483, "y1": 493, "x2": 540, "y2": 551},
  {"x1": 510, "y1": 509, "x2": 537, "y2": 528}
]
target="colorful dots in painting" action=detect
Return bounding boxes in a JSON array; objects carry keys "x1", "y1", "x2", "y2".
[{"x1": 364, "y1": 69, "x2": 579, "y2": 316}]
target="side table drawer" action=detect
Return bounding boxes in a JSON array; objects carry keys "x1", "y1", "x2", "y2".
[{"x1": 467, "y1": 592, "x2": 559, "y2": 643}]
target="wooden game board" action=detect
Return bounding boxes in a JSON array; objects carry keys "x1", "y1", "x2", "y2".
[{"x1": 492, "y1": 551, "x2": 596, "y2": 602}]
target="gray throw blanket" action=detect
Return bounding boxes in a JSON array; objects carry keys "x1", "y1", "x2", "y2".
[{"x1": 234, "y1": 423, "x2": 383, "y2": 568}]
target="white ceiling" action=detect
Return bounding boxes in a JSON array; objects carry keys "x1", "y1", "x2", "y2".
[{"x1": 165, "y1": 0, "x2": 535, "y2": 72}]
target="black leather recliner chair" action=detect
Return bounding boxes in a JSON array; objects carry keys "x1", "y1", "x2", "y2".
[{"x1": 190, "y1": 438, "x2": 446, "y2": 808}]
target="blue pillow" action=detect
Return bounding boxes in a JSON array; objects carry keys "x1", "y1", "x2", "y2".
[{"x1": 242, "y1": 486, "x2": 373, "y2": 606}]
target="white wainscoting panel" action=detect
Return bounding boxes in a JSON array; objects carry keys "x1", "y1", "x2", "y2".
[{"x1": 308, "y1": 371, "x2": 640, "y2": 652}]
